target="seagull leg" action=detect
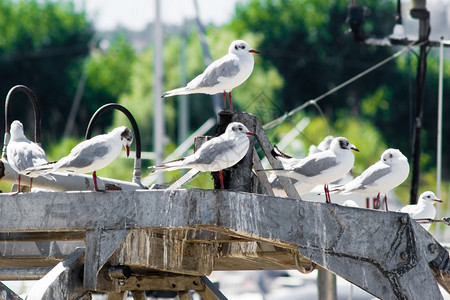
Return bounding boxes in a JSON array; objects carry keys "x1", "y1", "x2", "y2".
[
  {"x1": 384, "y1": 195, "x2": 389, "y2": 211},
  {"x1": 219, "y1": 170, "x2": 224, "y2": 189},
  {"x1": 222, "y1": 92, "x2": 227, "y2": 109},
  {"x1": 30, "y1": 178, "x2": 33, "y2": 190},
  {"x1": 93, "y1": 171, "x2": 98, "y2": 191},
  {"x1": 228, "y1": 92, "x2": 233, "y2": 110},
  {"x1": 324, "y1": 185, "x2": 331, "y2": 203},
  {"x1": 18, "y1": 175, "x2": 21, "y2": 192}
]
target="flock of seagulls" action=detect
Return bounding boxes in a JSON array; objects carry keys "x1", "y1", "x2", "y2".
[{"x1": 3, "y1": 40, "x2": 442, "y2": 230}]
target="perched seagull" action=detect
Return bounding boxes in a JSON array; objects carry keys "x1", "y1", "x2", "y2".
[
  {"x1": 398, "y1": 191, "x2": 442, "y2": 231},
  {"x1": 268, "y1": 145, "x2": 316, "y2": 196},
  {"x1": 332, "y1": 148, "x2": 409, "y2": 211},
  {"x1": 309, "y1": 135, "x2": 334, "y2": 155},
  {"x1": 264, "y1": 137, "x2": 359, "y2": 203},
  {"x1": 25, "y1": 126, "x2": 133, "y2": 191},
  {"x1": 6, "y1": 120, "x2": 52, "y2": 192},
  {"x1": 162, "y1": 40, "x2": 260, "y2": 110},
  {"x1": 149, "y1": 122, "x2": 254, "y2": 188}
]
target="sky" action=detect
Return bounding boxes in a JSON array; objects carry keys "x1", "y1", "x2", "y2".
[{"x1": 73, "y1": 0, "x2": 248, "y2": 31}]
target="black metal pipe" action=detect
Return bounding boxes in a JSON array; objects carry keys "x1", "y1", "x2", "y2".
[
  {"x1": 85, "y1": 103, "x2": 144, "y2": 187},
  {"x1": 4, "y1": 85, "x2": 42, "y2": 143},
  {"x1": 409, "y1": 15, "x2": 430, "y2": 204}
]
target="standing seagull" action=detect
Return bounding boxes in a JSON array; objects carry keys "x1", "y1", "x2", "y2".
[
  {"x1": 162, "y1": 40, "x2": 260, "y2": 110},
  {"x1": 332, "y1": 148, "x2": 409, "y2": 211},
  {"x1": 6, "y1": 120, "x2": 52, "y2": 192},
  {"x1": 265, "y1": 137, "x2": 359, "y2": 203},
  {"x1": 149, "y1": 122, "x2": 254, "y2": 188},
  {"x1": 398, "y1": 191, "x2": 442, "y2": 231},
  {"x1": 26, "y1": 126, "x2": 133, "y2": 191}
]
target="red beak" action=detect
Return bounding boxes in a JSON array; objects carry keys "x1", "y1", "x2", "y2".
[
  {"x1": 126, "y1": 145, "x2": 130, "y2": 157},
  {"x1": 249, "y1": 49, "x2": 260, "y2": 54},
  {"x1": 246, "y1": 131, "x2": 255, "y2": 136},
  {"x1": 434, "y1": 199, "x2": 442, "y2": 203},
  {"x1": 351, "y1": 147, "x2": 360, "y2": 152}
]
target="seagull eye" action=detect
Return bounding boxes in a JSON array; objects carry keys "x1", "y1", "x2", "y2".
[
  {"x1": 240, "y1": 45, "x2": 245, "y2": 49},
  {"x1": 235, "y1": 45, "x2": 238, "y2": 50}
]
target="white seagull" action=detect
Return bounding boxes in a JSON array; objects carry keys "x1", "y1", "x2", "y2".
[
  {"x1": 6, "y1": 120, "x2": 52, "y2": 192},
  {"x1": 162, "y1": 40, "x2": 260, "y2": 110},
  {"x1": 398, "y1": 191, "x2": 442, "y2": 231},
  {"x1": 150, "y1": 122, "x2": 254, "y2": 188},
  {"x1": 25, "y1": 126, "x2": 133, "y2": 191},
  {"x1": 332, "y1": 148, "x2": 409, "y2": 211},
  {"x1": 265, "y1": 137, "x2": 359, "y2": 203}
]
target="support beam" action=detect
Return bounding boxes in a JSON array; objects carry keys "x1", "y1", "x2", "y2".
[
  {"x1": 0, "y1": 282, "x2": 23, "y2": 300},
  {"x1": 0, "y1": 190, "x2": 445, "y2": 299},
  {"x1": 26, "y1": 248, "x2": 89, "y2": 300}
]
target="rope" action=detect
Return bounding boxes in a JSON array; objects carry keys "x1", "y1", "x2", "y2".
[{"x1": 263, "y1": 40, "x2": 426, "y2": 130}]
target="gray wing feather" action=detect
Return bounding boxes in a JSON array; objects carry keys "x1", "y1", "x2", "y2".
[
  {"x1": 190, "y1": 138, "x2": 237, "y2": 165},
  {"x1": 359, "y1": 164, "x2": 391, "y2": 187},
  {"x1": 292, "y1": 155, "x2": 338, "y2": 177},
  {"x1": 190, "y1": 56, "x2": 240, "y2": 89},
  {"x1": 58, "y1": 141, "x2": 110, "y2": 169}
]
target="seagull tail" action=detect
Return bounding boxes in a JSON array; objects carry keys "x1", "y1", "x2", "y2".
[
  {"x1": 25, "y1": 162, "x2": 57, "y2": 177},
  {"x1": 259, "y1": 169, "x2": 300, "y2": 181},
  {"x1": 162, "y1": 87, "x2": 190, "y2": 98},
  {"x1": 149, "y1": 158, "x2": 188, "y2": 173}
]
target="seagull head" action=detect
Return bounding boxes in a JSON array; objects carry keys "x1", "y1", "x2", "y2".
[
  {"x1": 227, "y1": 122, "x2": 255, "y2": 137},
  {"x1": 331, "y1": 137, "x2": 359, "y2": 152},
  {"x1": 418, "y1": 191, "x2": 442, "y2": 205},
  {"x1": 381, "y1": 148, "x2": 407, "y2": 165},
  {"x1": 10, "y1": 120, "x2": 25, "y2": 138},
  {"x1": 118, "y1": 127, "x2": 133, "y2": 157},
  {"x1": 229, "y1": 40, "x2": 260, "y2": 55}
]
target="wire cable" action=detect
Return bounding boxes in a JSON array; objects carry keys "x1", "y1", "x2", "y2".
[{"x1": 263, "y1": 40, "x2": 426, "y2": 130}]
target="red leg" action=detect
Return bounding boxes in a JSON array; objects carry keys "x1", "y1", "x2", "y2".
[
  {"x1": 222, "y1": 92, "x2": 227, "y2": 109},
  {"x1": 228, "y1": 92, "x2": 233, "y2": 110},
  {"x1": 324, "y1": 185, "x2": 331, "y2": 203},
  {"x1": 219, "y1": 170, "x2": 224, "y2": 189},
  {"x1": 384, "y1": 195, "x2": 389, "y2": 211},
  {"x1": 30, "y1": 178, "x2": 33, "y2": 190},
  {"x1": 93, "y1": 171, "x2": 98, "y2": 191},
  {"x1": 17, "y1": 174, "x2": 21, "y2": 192},
  {"x1": 374, "y1": 193, "x2": 380, "y2": 209}
]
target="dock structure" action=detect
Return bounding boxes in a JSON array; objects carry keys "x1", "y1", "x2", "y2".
[{"x1": 0, "y1": 111, "x2": 448, "y2": 299}]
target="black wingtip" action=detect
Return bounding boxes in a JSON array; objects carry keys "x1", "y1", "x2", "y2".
[{"x1": 272, "y1": 145, "x2": 293, "y2": 159}]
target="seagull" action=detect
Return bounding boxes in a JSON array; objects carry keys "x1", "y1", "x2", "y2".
[
  {"x1": 331, "y1": 148, "x2": 409, "y2": 211},
  {"x1": 309, "y1": 135, "x2": 334, "y2": 155},
  {"x1": 264, "y1": 137, "x2": 359, "y2": 203},
  {"x1": 398, "y1": 191, "x2": 442, "y2": 231},
  {"x1": 149, "y1": 122, "x2": 254, "y2": 188},
  {"x1": 25, "y1": 126, "x2": 133, "y2": 191},
  {"x1": 268, "y1": 145, "x2": 316, "y2": 196},
  {"x1": 6, "y1": 120, "x2": 52, "y2": 192},
  {"x1": 162, "y1": 40, "x2": 260, "y2": 110}
]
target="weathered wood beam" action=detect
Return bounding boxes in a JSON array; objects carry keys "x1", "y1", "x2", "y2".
[{"x1": 0, "y1": 189, "x2": 446, "y2": 299}]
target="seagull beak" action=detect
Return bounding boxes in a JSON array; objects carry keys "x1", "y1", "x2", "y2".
[
  {"x1": 246, "y1": 131, "x2": 255, "y2": 136},
  {"x1": 434, "y1": 199, "x2": 442, "y2": 203},
  {"x1": 350, "y1": 145, "x2": 359, "y2": 152},
  {"x1": 126, "y1": 145, "x2": 130, "y2": 157},
  {"x1": 249, "y1": 49, "x2": 260, "y2": 54}
]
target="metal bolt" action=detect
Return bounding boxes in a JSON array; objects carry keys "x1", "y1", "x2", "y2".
[
  {"x1": 400, "y1": 252, "x2": 409, "y2": 260},
  {"x1": 400, "y1": 215, "x2": 409, "y2": 224},
  {"x1": 428, "y1": 243, "x2": 437, "y2": 253}
]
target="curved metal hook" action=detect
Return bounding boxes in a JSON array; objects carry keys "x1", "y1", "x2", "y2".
[
  {"x1": 85, "y1": 103, "x2": 144, "y2": 187},
  {"x1": 3, "y1": 85, "x2": 42, "y2": 158},
  {"x1": 5, "y1": 85, "x2": 42, "y2": 141}
]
